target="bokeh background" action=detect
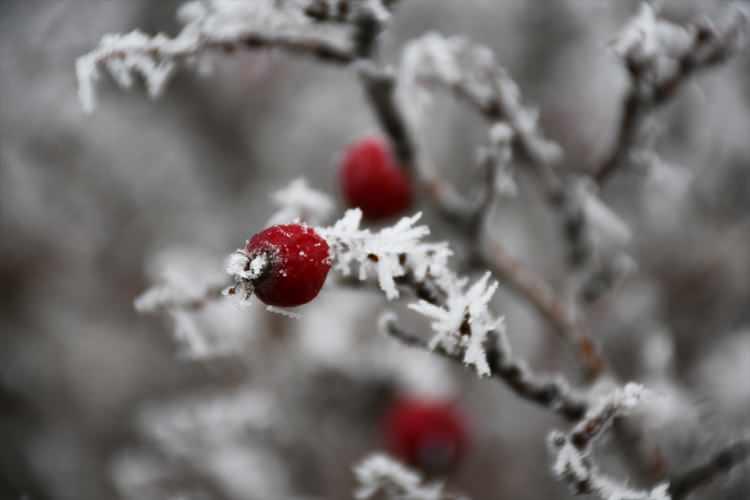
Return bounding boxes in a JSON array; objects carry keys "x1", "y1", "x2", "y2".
[{"x1": 2, "y1": 1, "x2": 750, "y2": 499}]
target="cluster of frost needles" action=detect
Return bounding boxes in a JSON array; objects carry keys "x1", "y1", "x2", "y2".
[
  {"x1": 76, "y1": 0, "x2": 353, "y2": 112},
  {"x1": 549, "y1": 383, "x2": 671, "y2": 500},
  {"x1": 316, "y1": 208, "x2": 502, "y2": 377}
]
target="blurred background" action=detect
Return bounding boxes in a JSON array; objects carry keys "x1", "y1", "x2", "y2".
[{"x1": 2, "y1": 0, "x2": 750, "y2": 499}]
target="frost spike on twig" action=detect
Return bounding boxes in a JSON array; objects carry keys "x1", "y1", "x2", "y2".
[
  {"x1": 596, "y1": 1, "x2": 749, "y2": 184},
  {"x1": 76, "y1": 0, "x2": 358, "y2": 112},
  {"x1": 548, "y1": 383, "x2": 671, "y2": 500},
  {"x1": 381, "y1": 313, "x2": 589, "y2": 421}
]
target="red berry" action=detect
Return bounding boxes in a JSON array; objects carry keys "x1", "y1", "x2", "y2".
[
  {"x1": 339, "y1": 136, "x2": 412, "y2": 220},
  {"x1": 383, "y1": 398, "x2": 470, "y2": 473},
  {"x1": 244, "y1": 224, "x2": 331, "y2": 307}
]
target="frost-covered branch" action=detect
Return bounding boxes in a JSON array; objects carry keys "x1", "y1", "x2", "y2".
[
  {"x1": 318, "y1": 209, "x2": 451, "y2": 300},
  {"x1": 548, "y1": 383, "x2": 671, "y2": 500},
  {"x1": 76, "y1": 0, "x2": 358, "y2": 112},
  {"x1": 133, "y1": 247, "x2": 251, "y2": 358},
  {"x1": 392, "y1": 32, "x2": 611, "y2": 376},
  {"x1": 668, "y1": 437, "x2": 750, "y2": 500},
  {"x1": 322, "y1": 209, "x2": 509, "y2": 377},
  {"x1": 354, "y1": 453, "x2": 467, "y2": 500},
  {"x1": 399, "y1": 33, "x2": 562, "y2": 170},
  {"x1": 76, "y1": 0, "x2": 408, "y2": 112},
  {"x1": 134, "y1": 282, "x2": 227, "y2": 314},
  {"x1": 595, "y1": 1, "x2": 749, "y2": 184},
  {"x1": 382, "y1": 313, "x2": 589, "y2": 421},
  {"x1": 408, "y1": 272, "x2": 504, "y2": 377}
]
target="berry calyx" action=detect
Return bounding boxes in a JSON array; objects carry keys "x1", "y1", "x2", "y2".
[
  {"x1": 383, "y1": 397, "x2": 470, "y2": 474},
  {"x1": 244, "y1": 224, "x2": 331, "y2": 307},
  {"x1": 339, "y1": 136, "x2": 412, "y2": 220}
]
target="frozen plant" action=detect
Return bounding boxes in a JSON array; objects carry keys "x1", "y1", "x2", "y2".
[{"x1": 70, "y1": 0, "x2": 750, "y2": 499}]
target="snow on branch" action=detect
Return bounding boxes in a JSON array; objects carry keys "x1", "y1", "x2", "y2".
[
  {"x1": 596, "y1": 1, "x2": 749, "y2": 183},
  {"x1": 612, "y1": 1, "x2": 747, "y2": 79},
  {"x1": 398, "y1": 32, "x2": 562, "y2": 167},
  {"x1": 76, "y1": 0, "x2": 357, "y2": 112},
  {"x1": 319, "y1": 209, "x2": 504, "y2": 377},
  {"x1": 134, "y1": 248, "x2": 231, "y2": 314},
  {"x1": 133, "y1": 247, "x2": 251, "y2": 358},
  {"x1": 409, "y1": 272, "x2": 503, "y2": 377},
  {"x1": 382, "y1": 312, "x2": 589, "y2": 420},
  {"x1": 548, "y1": 383, "x2": 671, "y2": 500},
  {"x1": 318, "y1": 209, "x2": 452, "y2": 300},
  {"x1": 354, "y1": 453, "x2": 468, "y2": 500}
]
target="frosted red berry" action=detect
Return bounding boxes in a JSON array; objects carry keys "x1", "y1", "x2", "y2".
[
  {"x1": 244, "y1": 224, "x2": 331, "y2": 307},
  {"x1": 339, "y1": 136, "x2": 412, "y2": 220},
  {"x1": 383, "y1": 398, "x2": 470, "y2": 473}
]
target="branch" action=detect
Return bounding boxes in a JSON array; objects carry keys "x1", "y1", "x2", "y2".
[
  {"x1": 381, "y1": 313, "x2": 589, "y2": 422},
  {"x1": 76, "y1": 0, "x2": 358, "y2": 111},
  {"x1": 376, "y1": 33, "x2": 608, "y2": 376},
  {"x1": 548, "y1": 383, "x2": 671, "y2": 500},
  {"x1": 134, "y1": 283, "x2": 228, "y2": 313},
  {"x1": 358, "y1": 63, "x2": 417, "y2": 168},
  {"x1": 594, "y1": 2, "x2": 748, "y2": 184},
  {"x1": 668, "y1": 438, "x2": 750, "y2": 500},
  {"x1": 398, "y1": 33, "x2": 563, "y2": 192}
]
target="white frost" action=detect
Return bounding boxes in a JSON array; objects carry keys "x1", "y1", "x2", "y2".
[
  {"x1": 409, "y1": 272, "x2": 503, "y2": 377},
  {"x1": 76, "y1": 0, "x2": 352, "y2": 112},
  {"x1": 549, "y1": 383, "x2": 670, "y2": 500},
  {"x1": 354, "y1": 453, "x2": 463, "y2": 500},
  {"x1": 318, "y1": 209, "x2": 452, "y2": 300}
]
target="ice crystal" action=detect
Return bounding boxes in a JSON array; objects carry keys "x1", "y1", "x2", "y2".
[
  {"x1": 612, "y1": 3, "x2": 691, "y2": 65},
  {"x1": 224, "y1": 250, "x2": 270, "y2": 301},
  {"x1": 76, "y1": 0, "x2": 352, "y2": 112},
  {"x1": 318, "y1": 209, "x2": 452, "y2": 300},
  {"x1": 549, "y1": 383, "x2": 670, "y2": 500},
  {"x1": 398, "y1": 32, "x2": 561, "y2": 165},
  {"x1": 409, "y1": 272, "x2": 502, "y2": 377}
]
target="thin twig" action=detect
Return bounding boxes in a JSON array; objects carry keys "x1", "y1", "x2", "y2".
[
  {"x1": 668, "y1": 438, "x2": 750, "y2": 500},
  {"x1": 134, "y1": 283, "x2": 228, "y2": 314},
  {"x1": 549, "y1": 384, "x2": 670, "y2": 500},
  {"x1": 357, "y1": 63, "x2": 416, "y2": 168},
  {"x1": 594, "y1": 4, "x2": 748, "y2": 185},
  {"x1": 381, "y1": 315, "x2": 589, "y2": 422},
  {"x1": 483, "y1": 240, "x2": 606, "y2": 379}
]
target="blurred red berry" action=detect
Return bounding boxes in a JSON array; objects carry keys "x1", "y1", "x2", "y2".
[
  {"x1": 339, "y1": 136, "x2": 412, "y2": 220},
  {"x1": 383, "y1": 398, "x2": 470, "y2": 473},
  {"x1": 244, "y1": 224, "x2": 331, "y2": 307}
]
